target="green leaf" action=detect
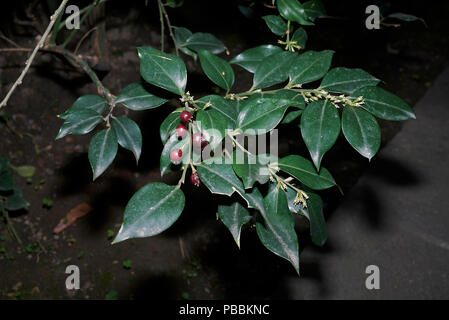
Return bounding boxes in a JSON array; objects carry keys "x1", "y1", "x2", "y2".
[
  {"x1": 56, "y1": 109, "x2": 103, "y2": 139},
  {"x1": 230, "y1": 45, "x2": 283, "y2": 73},
  {"x1": 197, "y1": 50, "x2": 234, "y2": 92},
  {"x1": 387, "y1": 13, "x2": 427, "y2": 26},
  {"x1": 277, "y1": 155, "x2": 336, "y2": 190},
  {"x1": 88, "y1": 128, "x2": 118, "y2": 180},
  {"x1": 0, "y1": 171, "x2": 13, "y2": 191},
  {"x1": 271, "y1": 89, "x2": 306, "y2": 108},
  {"x1": 5, "y1": 189, "x2": 29, "y2": 211},
  {"x1": 277, "y1": 0, "x2": 314, "y2": 25},
  {"x1": 197, "y1": 160, "x2": 245, "y2": 197},
  {"x1": 196, "y1": 109, "x2": 227, "y2": 150},
  {"x1": 342, "y1": 106, "x2": 381, "y2": 160},
  {"x1": 232, "y1": 152, "x2": 274, "y2": 189},
  {"x1": 0, "y1": 158, "x2": 9, "y2": 172},
  {"x1": 111, "y1": 117, "x2": 142, "y2": 163},
  {"x1": 115, "y1": 83, "x2": 168, "y2": 111},
  {"x1": 291, "y1": 28, "x2": 308, "y2": 49},
  {"x1": 256, "y1": 184, "x2": 299, "y2": 274},
  {"x1": 160, "y1": 111, "x2": 181, "y2": 144},
  {"x1": 298, "y1": 192, "x2": 326, "y2": 246},
  {"x1": 138, "y1": 46, "x2": 187, "y2": 96},
  {"x1": 12, "y1": 165, "x2": 35, "y2": 178},
  {"x1": 164, "y1": 0, "x2": 184, "y2": 8},
  {"x1": 237, "y1": 98, "x2": 292, "y2": 134},
  {"x1": 354, "y1": 86, "x2": 416, "y2": 121},
  {"x1": 197, "y1": 95, "x2": 237, "y2": 128},
  {"x1": 173, "y1": 27, "x2": 196, "y2": 57},
  {"x1": 262, "y1": 15, "x2": 288, "y2": 36},
  {"x1": 303, "y1": 0, "x2": 326, "y2": 20},
  {"x1": 300, "y1": 100, "x2": 340, "y2": 169},
  {"x1": 185, "y1": 33, "x2": 226, "y2": 54},
  {"x1": 60, "y1": 95, "x2": 107, "y2": 119},
  {"x1": 253, "y1": 51, "x2": 297, "y2": 89},
  {"x1": 113, "y1": 182, "x2": 185, "y2": 243},
  {"x1": 320, "y1": 68, "x2": 380, "y2": 94},
  {"x1": 217, "y1": 202, "x2": 252, "y2": 248},
  {"x1": 282, "y1": 109, "x2": 303, "y2": 124},
  {"x1": 288, "y1": 50, "x2": 334, "y2": 85}
]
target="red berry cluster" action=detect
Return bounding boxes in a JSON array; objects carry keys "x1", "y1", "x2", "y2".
[{"x1": 168, "y1": 109, "x2": 208, "y2": 187}]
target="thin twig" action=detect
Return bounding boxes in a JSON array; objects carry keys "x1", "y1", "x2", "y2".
[
  {"x1": 0, "y1": 0, "x2": 70, "y2": 110},
  {"x1": 0, "y1": 32, "x2": 20, "y2": 48},
  {"x1": 160, "y1": 2, "x2": 179, "y2": 56},
  {"x1": 157, "y1": 0, "x2": 165, "y2": 52},
  {"x1": 74, "y1": 26, "x2": 97, "y2": 54},
  {"x1": 0, "y1": 48, "x2": 32, "y2": 52}
]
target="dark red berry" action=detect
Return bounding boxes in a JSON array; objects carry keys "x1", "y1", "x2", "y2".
[
  {"x1": 192, "y1": 133, "x2": 203, "y2": 148},
  {"x1": 180, "y1": 110, "x2": 192, "y2": 123},
  {"x1": 190, "y1": 172, "x2": 201, "y2": 187},
  {"x1": 176, "y1": 124, "x2": 187, "y2": 139},
  {"x1": 169, "y1": 148, "x2": 183, "y2": 164}
]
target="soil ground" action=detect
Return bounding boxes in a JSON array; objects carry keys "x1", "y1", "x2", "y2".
[{"x1": 0, "y1": 0, "x2": 448, "y2": 299}]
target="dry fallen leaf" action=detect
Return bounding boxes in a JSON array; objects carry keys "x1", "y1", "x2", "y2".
[{"x1": 53, "y1": 202, "x2": 92, "y2": 234}]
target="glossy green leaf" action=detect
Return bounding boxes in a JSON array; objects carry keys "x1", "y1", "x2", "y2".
[
  {"x1": 185, "y1": 33, "x2": 226, "y2": 54},
  {"x1": 111, "y1": 117, "x2": 142, "y2": 163},
  {"x1": 88, "y1": 128, "x2": 118, "y2": 180},
  {"x1": 56, "y1": 109, "x2": 103, "y2": 139},
  {"x1": 217, "y1": 202, "x2": 252, "y2": 248},
  {"x1": 277, "y1": 155, "x2": 336, "y2": 190},
  {"x1": 5, "y1": 189, "x2": 29, "y2": 211},
  {"x1": 232, "y1": 152, "x2": 274, "y2": 189},
  {"x1": 282, "y1": 109, "x2": 303, "y2": 124},
  {"x1": 354, "y1": 86, "x2": 416, "y2": 121},
  {"x1": 300, "y1": 100, "x2": 340, "y2": 169},
  {"x1": 257, "y1": 184, "x2": 299, "y2": 274},
  {"x1": 271, "y1": 90, "x2": 306, "y2": 108},
  {"x1": 237, "y1": 98, "x2": 292, "y2": 134},
  {"x1": 320, "y1": 68, "x2": 380, "y2": 94},
  {"x1": 115, "y1": 83, "x2": 168, "y2": 111},
  {"x1": 262, "y1": 15, "x2": 288, "y2": 36},
  {"x1": 288, "y1": 50, "x2": 334, "y2": 85},
  {"x1": 198, "y1": 50, "x2": 234, "y2": 91},
  {"x1": 303, "y1": 0, "x2": 326, "y2": 20},
  {"x1": 173, "y1": 27, "x2": 196, "y2": 57},
  {"x1": 160, "y1": 111, "x2": 181, "y2": 144},
  {"x1": 197, "y1": 160, "x2": 245, "y2": 197},
  {"x1": 291, "y1": 28, "x2": 308, "y2": 49},
  {"x1": 113, "y1": 182, "x2": 185, "y2": 243},
  {"x1": 277, "y1": 0, "x2": 314, "y2": 25},
  {"x1": 138, "y1": 46, "x2": 187, "y2": 96},
  {"x1": 196, "y1": 109, "x2": 227, "y2": 150},
  {"x1": 0, "y1": 171, "x2": 13, "y2": 191},
  {"x1": 342, "y1": 106, "x2": 381, "y2": 160},
  {"x1": 197, "y1": 95, "x2": 237, "y2": 128},
  {"x1": 298, "y1": 192, "x2": 326, "y2": 246},
  {"x1": 230, "y1": 45, "x2": 283, "y2": 73},
  {"x1": 60, "y1": 95, "x2": 107, "y2": 119},
  {"x1": 253, "y1": 50, "x2": 297, "y2": 89}
]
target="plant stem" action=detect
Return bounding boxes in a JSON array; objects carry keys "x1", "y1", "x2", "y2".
[
  {"x1": 159, "y1": 2, "x2": 179, "y2": 56},
  {"x1": 0, "y1": 0, "x2": 69, "y2": 110},
  {"x1": 177, "y1": 123, "x2": 193, "y2": 188},
  {"x1": 228, "y1": 134, "x2": 252, "y2": 155},
  {"x1": 157, "y1": 0, "x2": 165, "y2": 52},
  {"x1": 61, "y1": 1, "x2": 97, "y2": 48}
]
